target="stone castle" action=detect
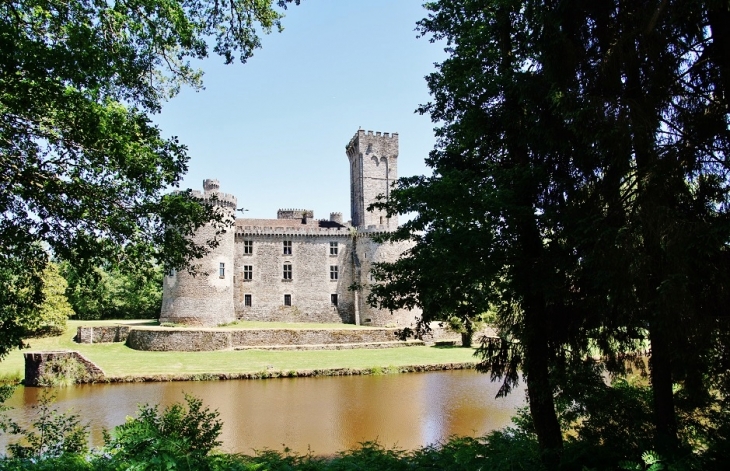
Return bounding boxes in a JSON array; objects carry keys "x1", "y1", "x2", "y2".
[{"x1": 160, "y1": 130, "x2": 420, "y2": 327}]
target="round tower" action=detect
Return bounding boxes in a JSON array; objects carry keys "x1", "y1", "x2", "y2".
[{"x1": 160, "y1": 179, "x2": 237, "y2": 326}]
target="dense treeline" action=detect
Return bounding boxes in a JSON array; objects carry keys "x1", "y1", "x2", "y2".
[
  {"x1": 60, "y1": 264, "x2": 163, "y2": 320},
  {"x1": 369, "y1": 0, "x2": 730, "y2": 468}
]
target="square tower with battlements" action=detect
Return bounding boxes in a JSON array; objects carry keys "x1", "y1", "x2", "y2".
[{"x1": 345, "y1": 130, "x2": 398, "y2": 229}]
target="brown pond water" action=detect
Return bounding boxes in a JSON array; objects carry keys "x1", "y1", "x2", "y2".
[{"x1": 1, "y1": 370, "x2": 525, "y2": 455}]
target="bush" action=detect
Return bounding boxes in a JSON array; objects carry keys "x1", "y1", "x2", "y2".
[
  {"x1": 102, "y1": 394, "x2": 222, "y2": 470},
  {"x1": 36, "y1": 356, "x2": 91, "y2": 387},
  {"x1": 6, "y1": 391, "x2": 88, "y2": 460}
]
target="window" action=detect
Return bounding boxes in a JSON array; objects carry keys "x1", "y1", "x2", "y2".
[
  {"x1": 219, "y1": 263, "x2": 225, "y2": 278},
  {"x1": 244, "y1": 294, "x2": 252, "y2": 307},
  {"x1": 283, "y1": 264, "x2": 292, "y2": 280},
  {"x1": 166, "y1": 269, "x2": 175, "y2": 277},
  {"x1": 284, "y1": 294, "x2": 292, "y2": 306},
  {"x1": 244, "y1": 240, "x2": 253, "y2": 255},
  {"x1": 330, "y1": 265, "x2": 338, "y2": 280},
  {"x1": 329, "y1": 242, "x2": 338, "y2": 255},
  {"x1": 331, "y1": 294, "x2": 338, "y2": 306},
  {"x1": 244, "y1": 265, "x2": 253, "y2": 281},
  {"x1": 283, "y1": 240, "x2": 292, "y2": 255}
]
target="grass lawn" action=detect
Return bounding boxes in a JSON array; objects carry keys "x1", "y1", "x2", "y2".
[{"x1": 0, "y1": 321, "x2": 478, "y2": 379}]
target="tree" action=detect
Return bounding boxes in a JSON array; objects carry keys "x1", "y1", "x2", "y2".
[
  {"x1": 16, "y1": 262, "x2": 74, "y2": 336},
  {"x1": 370, "y1": 1, "x2": 598, "y2": 464},
  {"x1": 369, "y1": 0, "x2": 730, "y2": 465},
  {"x1": 61, "y1": 262, "x2": 163, "y2": 320},
  {"x1": 0, "y1": 0, "x2": 300, "y2": 358}
]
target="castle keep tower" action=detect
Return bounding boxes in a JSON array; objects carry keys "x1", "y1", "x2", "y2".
[
  {"x1": 159, "y1": 179, "x2": 237, "y2": 326},
  {"x1": 345, "y1": 130, "x2": 398, "y2": 229}
]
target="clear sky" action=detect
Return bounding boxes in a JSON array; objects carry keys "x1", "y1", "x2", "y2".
[{"x1": 153, "y1": 0, "x2": 445, "y2": 221}]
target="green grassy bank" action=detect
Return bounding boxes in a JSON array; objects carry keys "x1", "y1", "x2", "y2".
[{"x1": 0, "y1": 321, "x2": 477, "y2": 380}]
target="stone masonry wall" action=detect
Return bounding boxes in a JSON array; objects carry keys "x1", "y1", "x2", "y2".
[
  {"x1": 160, "y1": 219, "x2": 236, "y2": 326},
  {"x1": 346, "y1": 130, "x2": 399, "y2": 229},
  {"x1": 24, "y1": 351, "x2": 105, "y2": 386},
  {"x1": 234, "y1": 230, "x2": 356, "y2": 323},
  {"x1": 76, "y1": 325, "x2": 130, "y2": 343},
  {"x1": 126, "y1": 328, "x2": 403, "y2": 352},
  {"x1": 126, "y1": 329, "x2": 232, "y2": 351},
  {"x1": 355, "y1": 233, "x2": 422, "y2": 327}
]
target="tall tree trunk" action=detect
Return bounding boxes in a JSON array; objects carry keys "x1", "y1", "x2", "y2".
[
  {"x1": 623, "y1": 7, "x2": 679, "y2": 451},
  {"x1": 496, "y1": 4, "x2": 563, "y2": 465},
  {"x1": 649, "y1": 322, "x2": 679, "y2": 451}
]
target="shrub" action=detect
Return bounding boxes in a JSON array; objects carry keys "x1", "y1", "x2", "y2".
[
  {"x1": 37, "y1": 356, "x2": 90, "y2": 387},
  {"x1": 102, "y1": 394, "x2": 222, "y2": 469},
  {"x1": 6, "y1": 391, "x2": 88, "y2": 460}
]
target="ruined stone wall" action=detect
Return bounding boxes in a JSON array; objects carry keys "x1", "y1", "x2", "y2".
[
  {"x1": 233, "y1": 229, "x2": 355, "y2": 323},
  {"x1": 76, "y1": 325, "x2": 130, "y2": 343},
  {"x1": 24, "y1": 351, "x2": 105, "y2": 386}
]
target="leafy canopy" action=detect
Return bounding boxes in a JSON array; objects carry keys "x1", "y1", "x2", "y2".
[{"x1": 0, "y1": 0, "x2": 299, "y2": 358}]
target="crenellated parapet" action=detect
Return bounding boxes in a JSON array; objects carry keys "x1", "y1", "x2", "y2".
[
  {"x1": 330, "y1": 212, "x2": 343, "y2": 224},
  {"x1": 188, "y1": 189, "x2": 238, "y2": 211},
  {"x1": 277, "y1": 209, "x2": 314, "y2": 220},
  {"x1": 235, "y1": 225, "x2": 350, "y2": 238},
  {"x1": 345, "y1": 129, "x2": 399, "y2": 229},
  {"x1": 346, "y1": 129, "x2": 399, "y2": 157}
]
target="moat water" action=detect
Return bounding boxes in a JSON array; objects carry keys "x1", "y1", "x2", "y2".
[{"x1": 1, "y1": 370, "x2": 525, "y2": 455}]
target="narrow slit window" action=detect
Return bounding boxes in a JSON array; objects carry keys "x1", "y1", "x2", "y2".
[
  {"x1": 244, "y1": 294, "x2": 252, "y2": 307},
  {"x1": 219, "y1": 263, "x2": 225, "y2": 278}
]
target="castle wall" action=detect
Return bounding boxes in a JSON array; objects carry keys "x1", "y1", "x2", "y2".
[
  {"x1": 234, "y1": 228, "x2": 356, "y2": 323},
  {"x1": 355, "y1": 232, "x2": 418, "y2": 327},
  {"x1": 160, "y1": 221, "x2": 236, "y2": 326}
]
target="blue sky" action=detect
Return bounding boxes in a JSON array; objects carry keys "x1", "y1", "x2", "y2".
[{"x1": 153, "y1": 0, "x2": 445, "y2": 220}]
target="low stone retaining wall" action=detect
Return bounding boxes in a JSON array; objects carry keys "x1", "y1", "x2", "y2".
[
  {"x1": 76, "y1": 325, "x2": 131, "y2": 344},
  {"x1": 127, "y1": 329, "x2": 232, "y2": 351},
  {"x1": 126, "y1": 328, "x2": 406, "y2": 352},
  {"x1": 234, "y1": 340, "x2": 425, "y2": 351},
  {"x1": 24, "y1": 351, "x2": 105, "y2": 386},
  {"x1": 102, "y1": 362, "x2": 477, "y2": 383}
]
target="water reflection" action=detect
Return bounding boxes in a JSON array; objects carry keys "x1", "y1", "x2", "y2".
[{"x1": 1, "y1": 370, "x2": 525, "y2": 455}]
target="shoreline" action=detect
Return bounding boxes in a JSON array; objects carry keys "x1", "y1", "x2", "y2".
[{"x1": 76, "y1": 361, "x2": 478, "y2": 385}]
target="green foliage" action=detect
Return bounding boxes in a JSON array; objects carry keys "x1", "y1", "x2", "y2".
[
  {"x1": 7, "y1": 391, "x2": 88, "y2": 460},
  {"x1": 368, "y1": 0, "x2": 730, "y2": 462},
  {"x1": 0, "y1": 245, "x2": 47, "y2": 358},
  {"x1": 36, "y1": 356, "x2": 91, "y2": 387},
  {"x1": 0, "y1": 0, "x2": 300, "y2": 359},
  {"x1": 17, "y1": 263, "x2": 73, "y2": 337},
  {"x1": 61, "y1": 263, "x2": 163, "y2": 320},
  {"x1": 103, "y1": 394, "x2": 223, "y2": 469}
]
